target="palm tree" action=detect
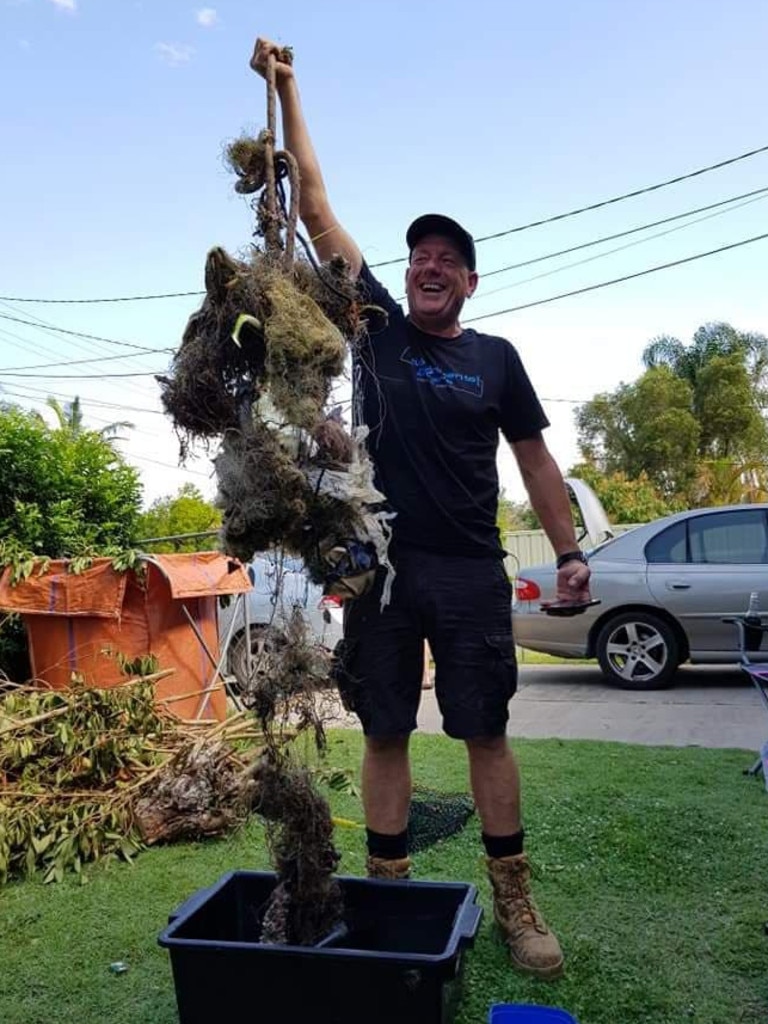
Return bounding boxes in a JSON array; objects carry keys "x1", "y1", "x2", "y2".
[{"x1": 44, "y1": 396, "x2": 134, "y2": 439}]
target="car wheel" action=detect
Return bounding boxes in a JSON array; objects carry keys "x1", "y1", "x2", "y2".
[
  {"x1": 227, "y1": 626, "x2": 285, "y2": 702},
  {"x1": 596, "y1": 612, "x2": 679, "y2": 690}
]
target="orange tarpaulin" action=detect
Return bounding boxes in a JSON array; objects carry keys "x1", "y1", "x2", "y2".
[{"x1": 0, "y1": 552, "x2": 252, "y2": 722}]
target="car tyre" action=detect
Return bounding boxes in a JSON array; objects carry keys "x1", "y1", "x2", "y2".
[
  {"x1": 227, "y1": 625, "x2": 285, "y2": 702},
  {"x1": 596, "y1": 611, "x2": 679, "y2": 690}
]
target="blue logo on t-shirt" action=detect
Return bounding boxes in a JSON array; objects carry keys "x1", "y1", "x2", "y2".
[{"x1": 400, "y1": 347, "x2": 484, "y2": 397}]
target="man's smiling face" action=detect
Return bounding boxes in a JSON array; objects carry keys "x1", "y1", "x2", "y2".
[{"x1": 405, "y1": 233, "x2": 479, "y2": 337}]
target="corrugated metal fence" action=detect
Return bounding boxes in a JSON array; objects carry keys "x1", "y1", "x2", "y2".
[{"x1": 502, "y1": 524, "x2": 645, "y2": 575}]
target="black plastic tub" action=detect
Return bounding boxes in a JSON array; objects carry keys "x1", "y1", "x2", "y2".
[{"x1": 159, "y1": 870, "x2": 482, "y2": 1024}]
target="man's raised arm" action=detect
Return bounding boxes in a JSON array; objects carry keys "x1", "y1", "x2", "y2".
[{"x1": 251, "y1": 38, "x2": 363, "y2": 277}]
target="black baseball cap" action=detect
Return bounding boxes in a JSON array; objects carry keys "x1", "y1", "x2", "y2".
[{"x1": 406, "y1": 214, "x2": 477, "y2": 272}]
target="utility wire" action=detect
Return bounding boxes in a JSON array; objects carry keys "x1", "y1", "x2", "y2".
[
  {"x1": 0, "y1": 349, "x2": 170, "y2": 373},
  {"x1": 0, "y1": 290, "x2": 204, "y2": 305},
  {"x1": 370, "y1": 140, "x2": 768, "y2": 267},
  {"x1": 0, "y1": 369, "x2": 162, "y2": 379},
  {"x1": 0, "y1": 379, "x2": 167, "y2": 415},
  {"x1": 396, "y1": 188, "x2": 768, "y2": 304},
  {"x1": 464, "y1": 230, "x2": 768, "y2": 323},
  {"x1": 3, "y1": 231, "x2": 767, "y2": 374},
  {"x1": 474, "y1": 189, "x2": 768, "y2": 302},
  {"x1": 3, "y1": 144, "x2": 768, "y2": 302},
  {"x1": 481, "y1": 184, "x2": 768, "y2": 279},
  {"x1": 0, "y1": 311, "x2": 171, "y2": 354},
  {"x1": 0, "y1": 300, "x2": 171, "y2": 401}
]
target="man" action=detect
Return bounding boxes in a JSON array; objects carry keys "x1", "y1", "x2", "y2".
[{"x1": 251, "y1": 38, "x2": 591, "y2": 980}]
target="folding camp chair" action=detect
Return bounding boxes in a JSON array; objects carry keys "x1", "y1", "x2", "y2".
[{"x1": 723, "y1": 602, "x2": 768, "y2": 780}]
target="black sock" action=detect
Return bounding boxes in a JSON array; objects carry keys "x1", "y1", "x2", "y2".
[
  {"x1": 366, "y1": 828, "x2": 409, "y2": 860},
  {"x1": 482, "y1": 829, "x2": 525, "y2": 859}
]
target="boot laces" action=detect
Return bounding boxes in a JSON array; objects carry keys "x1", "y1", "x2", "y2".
[{"x1": 495, "y1": 877, "x2": 546, "y2": 932}]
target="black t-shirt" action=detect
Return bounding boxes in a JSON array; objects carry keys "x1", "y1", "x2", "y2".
[{"x1": 355, "y1": 264, "x2": 549, "y2": 558}]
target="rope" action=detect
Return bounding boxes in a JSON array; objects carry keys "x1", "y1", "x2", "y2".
[
  {"x1": 277, "y1": 150, "x2": 301, "y2": 267},
  {"x1": 256, "y1": 52, "x2": 301, "y2": 270},
  {"x1": 261, "y1": 54, "x2": 282, "y2": 254}
]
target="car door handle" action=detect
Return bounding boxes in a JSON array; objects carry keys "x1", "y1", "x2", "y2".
[{"x1": 665, "y1": 582, "x2": 691, "y2": 590}]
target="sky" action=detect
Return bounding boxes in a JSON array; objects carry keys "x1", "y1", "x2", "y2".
[{"x1": 2, "y1": 0, "x2": 768, "y2": 509}]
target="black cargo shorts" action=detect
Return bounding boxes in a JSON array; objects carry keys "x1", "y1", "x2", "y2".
[{"x1": 331, "y1": 546, "x2": 517, "y2": 739}]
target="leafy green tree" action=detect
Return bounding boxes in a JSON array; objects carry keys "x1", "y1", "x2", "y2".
[
  {"x1": 576, "y1": 366, "x2": 701, "y2": 499},
  {"x1": 497, "y1": 491, "x2": 537, "y2": 533},
  {"x1": 643, "y1": 322, "x2": 768, "y2": 396},
  {"x1": 566, "y1": 462, "x2": 684, "y2": 523},
  {"x1": 0, "y1": 404, "x2": 143, "y2": 678},
  {"x1": 578, "y1": 321, "x2": 768, "y2": 506},
  {"x1": 693, "y1": 355, "x2": 767, "y2": 460},
  {"x1": 0, "y1": 405, "x2": 142, "y2": 556},
  {"x1": 136, "y1": 484, "x2": 221, "y2": 552}
]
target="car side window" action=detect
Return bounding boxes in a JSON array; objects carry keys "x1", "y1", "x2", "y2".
[
  {"x1": 688, "y1": 509, "x2": 768, "y2": 564},
  {"x1": 646, "y1": 521, "x2": 687, "y2": 564}
]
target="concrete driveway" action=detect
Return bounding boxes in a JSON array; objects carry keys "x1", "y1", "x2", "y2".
[{"x1": 416, "y1": 663, "x2": 767, "y2": 752}]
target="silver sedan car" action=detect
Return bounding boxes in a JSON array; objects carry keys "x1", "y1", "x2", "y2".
[{"x1": 513, "y1": 482, "x2": 768, "y2": 689}]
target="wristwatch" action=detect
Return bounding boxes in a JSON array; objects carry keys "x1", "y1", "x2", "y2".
[{"x1": 556, "y1": 550, "x2": 588, "y2": 570}]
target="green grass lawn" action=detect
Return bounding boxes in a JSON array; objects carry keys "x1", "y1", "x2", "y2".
[{"x1": 2, "y1": 732, "x2": 766, "y2": 1024}]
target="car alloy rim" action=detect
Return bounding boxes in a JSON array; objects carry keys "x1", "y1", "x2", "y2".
[
  {"x1": 605, "y1": 621, "x2": 668, "y2": 681},
  {"x1": 248, "y1": 631, "x2": 282, "y2": 679}
]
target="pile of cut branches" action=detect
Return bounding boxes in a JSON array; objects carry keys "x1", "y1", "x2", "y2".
[{"x1": 0, "y1": 674, "x2": 263, "y2": 885}]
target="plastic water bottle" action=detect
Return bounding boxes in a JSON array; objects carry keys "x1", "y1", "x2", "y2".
[{"x1": 745, "y1": 592, "x2": 763, "y2": 652}]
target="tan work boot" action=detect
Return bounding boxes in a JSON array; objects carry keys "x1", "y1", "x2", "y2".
[
  {"x1": 487, "y1": 853, "x2": 564, "y2": 978},
  {"x1": 366, "y1": 855, "x2": 411, "y2": 880}
]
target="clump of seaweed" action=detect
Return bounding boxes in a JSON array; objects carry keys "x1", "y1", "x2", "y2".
[
  {"x1": 264, "y1": 274, "x2": 347, "y2": 430},
  {"x1": 248, "y1": 754, "x2": 342, "y2": 946},
  {"x1": 226, "y1": 131, "x2": 270, "y2": 194}
]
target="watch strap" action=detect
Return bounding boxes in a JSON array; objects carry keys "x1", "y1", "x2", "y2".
[{"x1": 556, "y1": 550, "x2": 587, "y2": 570}]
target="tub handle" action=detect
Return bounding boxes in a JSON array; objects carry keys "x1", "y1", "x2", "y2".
[{"x1": 456, "y1": 901, "x2": 483, "y2": 939}]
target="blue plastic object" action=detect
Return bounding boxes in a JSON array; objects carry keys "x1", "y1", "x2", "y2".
[{"x1": 489, "y1": 1005, "x2": 578, "y2": 1024}]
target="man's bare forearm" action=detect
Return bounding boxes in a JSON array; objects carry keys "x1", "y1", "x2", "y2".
[
  {"x1": 275, "y1": 78, "x2": 330, "y2": 227},
  {"x1": 513, "y1": 438, "x2": 579, "y2": 555}
]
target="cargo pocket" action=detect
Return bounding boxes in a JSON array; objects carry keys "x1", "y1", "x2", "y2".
[
  {"x1": 329, "y1": 637, "x2": 363, "y2": 716},
  {"x1": 484, "y1": 632, "x2": 518, "y2": 700}
]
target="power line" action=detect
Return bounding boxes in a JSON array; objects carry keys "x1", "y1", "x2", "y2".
[
  {"x1": 0, "y1": 311, "x2": 171, "y2": 354},
  {"x1": 121, "y1": 451, "x2": 212, "y2": 479},
  {"x1": 0, "y1": 300, "x2": 164, "y2": 395},
  {"x1": 0, "y1": 289, "x2": 204, "y2": 305},
  {"x1": 474, "y1": 189, "x2": 768, "y2": 302},
  {"x1": 481, "y1": 184, "x2": 768, "y2": 279},
  {"x1": 397, "y1": 187, "x2": 768, "y2": 305},
  {"x1": 370, "y1": 141, "x2": 768, "y2": 267},
  {"x1": 0, "y1": 380, "x2": 167, "y2": 415},
  {"x1": 0, "y1": 369, "x2": 162, "y2": 379},
  {"x1": 3, "y1": 144, "x2": 768, "y2": 304},
  {"x1": 464, "y1": 230, "x2": 768, "y2": 323},
  {"x1": 0, "y1": 349, "x2": 169, "y2": 372}
]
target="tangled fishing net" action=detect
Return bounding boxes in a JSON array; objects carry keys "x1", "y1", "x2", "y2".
[
  {"x1": 157, "y1": 233, "x2": 392, "y2": 597},
  {"x1": 156, "y1": 46, "x2": 398, "y2": 946}
]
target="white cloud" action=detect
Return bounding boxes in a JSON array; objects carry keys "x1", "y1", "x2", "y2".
[
  {"x1": 48, "y1": 0, "x2": 77, "y2": 11},
  {"x1": 195, "y1": 7, "x2": 217, "y2": 28},
  {"x1": 155, "y1": 42, "x2": 195, "y2": 67}
]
